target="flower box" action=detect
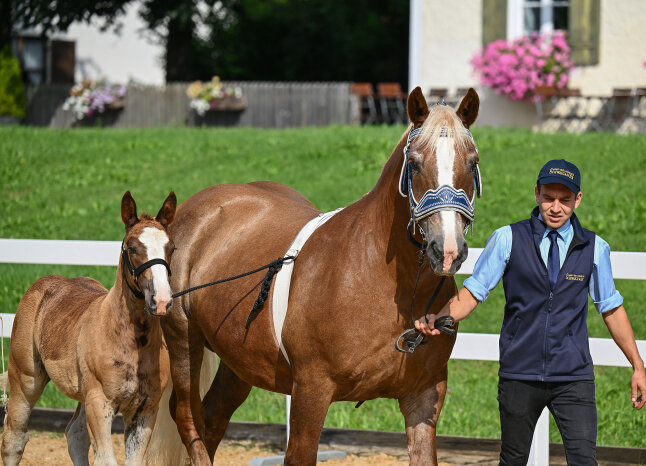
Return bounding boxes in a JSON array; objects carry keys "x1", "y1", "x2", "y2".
[{"x1": 62, "y1": 79, "x2": 127, "y2": 121}]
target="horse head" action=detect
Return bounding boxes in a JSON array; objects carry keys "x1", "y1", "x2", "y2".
[
  {"x1": 120, "y1": 191, "x2": 177, "y2": 316},
  {"x1": 402, "y1": 87, "x2": 480, "y2": 275}
]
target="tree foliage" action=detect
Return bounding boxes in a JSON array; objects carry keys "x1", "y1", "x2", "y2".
[
  {"x1": 4, "y1": 0, "x2": 410, "y2": 85},
  {"x1": 199, "y1": 0, "x2": 410, "y2": 85}
]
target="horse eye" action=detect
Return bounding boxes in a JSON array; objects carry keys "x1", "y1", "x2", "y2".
[
  {"x1": 408, "y1": 158, "x2": 421, "y2": 173},
  {"x1": 128, "y1": 247, "x2": 137, "y2": 254}
]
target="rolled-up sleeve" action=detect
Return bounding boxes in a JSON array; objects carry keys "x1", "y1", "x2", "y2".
[
  {"x1": 464, "y1": 226, "x2": 512, "y2": 302},
  {"x1": 591, "y1": 235, "x2": 624, "y2": 314}
]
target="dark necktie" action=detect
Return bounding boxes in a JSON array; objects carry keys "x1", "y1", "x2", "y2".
[{"x1": 547, "y1": 230, "x2": 561, "y2": 290}]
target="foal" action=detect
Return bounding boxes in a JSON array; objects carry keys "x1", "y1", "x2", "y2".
[{"x1": 1, "y1": 191, "x2": 176, "y2": 466}]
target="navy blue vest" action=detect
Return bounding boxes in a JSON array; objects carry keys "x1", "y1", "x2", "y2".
[{"x1": 499, "y1": 207, "x2": 596, "y2": 382}]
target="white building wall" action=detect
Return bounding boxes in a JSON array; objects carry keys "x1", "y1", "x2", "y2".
[
  {"x1": 412, "y1": 0, "x2": 646, "y2": 128},
  {"x1": 63, "y1": 2, "x2": 165, "y2": 85},
  {"x1": 570, "y1": 0, "x2": 646, "y2": 95}
]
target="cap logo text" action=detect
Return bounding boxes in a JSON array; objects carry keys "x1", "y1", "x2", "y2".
[{"x1": 549, "y1": 168, "x2": 574, "y2": 180}]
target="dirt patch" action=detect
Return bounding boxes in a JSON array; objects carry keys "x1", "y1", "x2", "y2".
[{"x1": 14, "y1": 432, "x2": 456, "y2": 465}]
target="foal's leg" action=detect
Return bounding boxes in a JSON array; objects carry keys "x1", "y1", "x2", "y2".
[
  {"x1": 65, "y1": 403, "x2": 90, "y2": 466},
  {"x1": 284, "y1": 378, "x2": 334, "y2": 466},
  {"x1": 162, "y1": 312, "x2": 211, "y2": 465},
  {"x1": 202, "y1": 361, "x2": 252, "y2": 460},
  {"x1": 123, "y1": 407, "x2": 158, "y2": 466},
  {"x1": 84, "y1": 388, "x2": 117, "y2": 466},
  {"x1": 1, "y1": 358, "x2": 49, "y2": 465},
  {"x1": 398, "y1": 375, "x2": 448, "y2": 466}
]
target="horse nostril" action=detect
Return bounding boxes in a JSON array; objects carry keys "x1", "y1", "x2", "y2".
[
  {"x1": 428, "y1": 240, "x2": 443, "y2": 261},
  {"x1": 167, "y1": 297, "x2": 174, "y2": 311}
]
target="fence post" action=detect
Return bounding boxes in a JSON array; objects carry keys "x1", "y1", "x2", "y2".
[{"x1": 528, "y1": 407, "x2": 550, "y2": 466}]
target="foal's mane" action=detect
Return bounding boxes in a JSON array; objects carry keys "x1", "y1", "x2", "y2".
[{"x1": 414, "y1": 104, "x2": 472, "y2": 156}]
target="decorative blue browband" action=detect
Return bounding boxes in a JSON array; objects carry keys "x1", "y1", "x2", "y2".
[{"x1": 398, "y1": 125, "x2": 482, "y2": 225}]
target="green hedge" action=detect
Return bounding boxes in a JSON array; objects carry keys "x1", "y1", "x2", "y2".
[{"x1": 0, "y1": 46, "x2": 26, "y2": 119}]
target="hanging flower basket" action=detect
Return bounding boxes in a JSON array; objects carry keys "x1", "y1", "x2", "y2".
[
  {"x1": 186, "y1": 77, "x2": 246, "y2": 116},
  {"x1": 62, "y1": 79, "x2": 127, "y2": 120},
  {"x1": 471, "y1": 32, "x2": 575, "y2": 103}
]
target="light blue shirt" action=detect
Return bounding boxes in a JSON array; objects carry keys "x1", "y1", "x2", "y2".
[{"x1": 463, "y1": 217, "x2": 624, "y2": 313}]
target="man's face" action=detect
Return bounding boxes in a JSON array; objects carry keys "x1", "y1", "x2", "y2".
[{"x1": 535, "y1": 183, "x2": 582, "y2": 230}]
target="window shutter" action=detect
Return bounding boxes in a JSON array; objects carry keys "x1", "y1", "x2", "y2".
[
  {"x1": 569, "y1": 0, "x2": 600, "y2": 66},
  {"x1": 51, "y1": 40, "x2": 75, "y2": 84},
  {"x1": 482, "y1": 0, "x2": 507, "y2": 46}
]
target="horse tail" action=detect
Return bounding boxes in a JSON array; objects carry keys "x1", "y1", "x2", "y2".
[
  {"x1": 145, "y1": 349, "x2": 219, "y2": 465},
  {"x1": 0, "y1": 371, "x2": 9, "y2": 392}
]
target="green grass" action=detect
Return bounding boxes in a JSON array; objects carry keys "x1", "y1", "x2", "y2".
[{"x1": 1, "y1": 126, "x2": 645, "y2": 447}]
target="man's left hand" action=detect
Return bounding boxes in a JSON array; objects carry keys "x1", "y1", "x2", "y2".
[{"x1": 631, "y1": 367, "x2": 646, "y2": 410}]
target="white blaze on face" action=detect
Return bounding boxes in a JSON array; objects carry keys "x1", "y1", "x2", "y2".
[
  {"x1": 139, "y1": 226, "x2": 171, "y2": 312},
  {"x1": 435, "y1": 137, "x2": 459, "y2": 272}
]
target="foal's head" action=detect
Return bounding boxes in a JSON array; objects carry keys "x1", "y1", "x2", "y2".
[
  {"x1": 403, "y1": 87, "x2": 480, "y2": 275},
  {"x1": 120, "y1": 191, "x2": 177, "y2": 316}
]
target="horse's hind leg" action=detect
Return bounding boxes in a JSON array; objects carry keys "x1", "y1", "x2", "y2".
[
  {"x1": 202, "y1": 361, "x2": 252, "y2": 460},
  {"x1": 66, "y1": 403, "x2": 90, "y2": 466},
  {"x1": 1, "y1": 358, "x2": 49, "y2": 465},
  {"x1": 398, "y1": 374, "x2": 448, "y2": 466}
]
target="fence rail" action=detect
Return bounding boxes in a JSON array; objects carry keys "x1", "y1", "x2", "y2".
[
  {"x1": 1, "y1": 238, "x2": 645, "y2": 465},
  {"x1": 25, "y1": 82, "x2": 355, "y2": 129}
]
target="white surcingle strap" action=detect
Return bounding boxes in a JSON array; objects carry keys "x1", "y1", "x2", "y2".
[{"x1": 272, "y1": 208, "x2": 343, "y2": 364}]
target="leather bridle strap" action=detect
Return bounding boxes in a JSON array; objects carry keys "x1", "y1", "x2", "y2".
[{"x1": 121, "y1": 242, "x2": 172, "y2": 299}]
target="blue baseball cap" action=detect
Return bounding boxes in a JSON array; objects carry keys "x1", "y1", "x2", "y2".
[{"x1": 537, "y1": 159, "x2": 581, "y2": 194}]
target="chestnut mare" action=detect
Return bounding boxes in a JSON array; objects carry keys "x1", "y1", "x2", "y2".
[
  {"x1": 154, "y1": 87, "x2": 481, "y2": 465},
  {"x1": 1, "y1": 191, "x2": 176, "y2": 466}
]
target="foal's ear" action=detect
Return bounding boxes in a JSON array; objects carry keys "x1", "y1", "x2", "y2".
[
  {"x1": 156, "y1": 191, "x2": 177, "y2": 229},
  {"x1": 407, "y1": 86, "x2": 429, "y2": 126},
  {"x1": 456, "y1": 88, "x2": 479, "y2": 128},
  {"x1": 121, "y1": 191, "x2": 138, "y2": 231}
]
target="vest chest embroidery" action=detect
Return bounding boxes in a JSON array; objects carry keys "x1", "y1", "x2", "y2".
[{"x1": 565, "y1": 273, "x2": 585, "y2": 281}]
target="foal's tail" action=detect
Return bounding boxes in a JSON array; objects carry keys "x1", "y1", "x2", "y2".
[
  {"x1": 145, "y1": 349, "x2": 219, "y2": 465},
  {"x1": 0, "y1": 372, "x2": 9, "y2": 393}
]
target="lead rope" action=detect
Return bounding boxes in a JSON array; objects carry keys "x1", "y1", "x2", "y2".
[{"x1": 395, "y1": 247, "x2": 456, "y2": 354}]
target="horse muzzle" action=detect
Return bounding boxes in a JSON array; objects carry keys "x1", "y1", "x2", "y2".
[
  {"x1": 426, "y1": 235, "x2": 468, "y2": 276},
  {"x1": 144, "y1": 289, "x2": 173, "y2": 316}
]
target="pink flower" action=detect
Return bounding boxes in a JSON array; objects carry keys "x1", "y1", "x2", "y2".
[{"x1": 472, "y1": 32, "x2": 574, "y2": 102}]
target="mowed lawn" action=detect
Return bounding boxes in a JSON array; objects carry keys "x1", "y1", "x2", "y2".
[{"x1": 1, "y1": 126, "x2": 645, "y2": 447}]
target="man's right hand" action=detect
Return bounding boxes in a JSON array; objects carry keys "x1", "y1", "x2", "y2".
[{"x1": 414, "y1": 314, "x2": 442, "y2": 336}]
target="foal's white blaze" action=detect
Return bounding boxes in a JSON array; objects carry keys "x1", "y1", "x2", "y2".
[
  {"x1": 139, "y1": 226, "x2": 171, "y2": 314},
  {"x1": 435, "y1": 137, "x2": 459, "y2": 273}
]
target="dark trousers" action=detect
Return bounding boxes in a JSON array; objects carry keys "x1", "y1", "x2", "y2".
[{"x1": 498, "y1": 378, "x2": 597, "y2": 466}]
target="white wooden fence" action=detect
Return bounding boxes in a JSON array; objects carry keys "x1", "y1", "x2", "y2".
[{"x1": 1, "y1": 238, "x2": 645, "y2": 465}]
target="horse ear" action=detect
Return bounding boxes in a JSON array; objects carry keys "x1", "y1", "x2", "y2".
[
  {"x1": 407, "y1": 86, "x2": 429, "y2": 126},
  {"x1": 456, "y1": 88, "x2": 479, "y2": 128},
  {"x1": 156, "y1": 191, "x2": 177, "y2": 229},
  {"x1": 121, "y1": 191, "x2": 138, "y2": 231}
]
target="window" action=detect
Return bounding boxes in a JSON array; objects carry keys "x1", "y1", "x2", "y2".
[
  {"x1": 482, "y1": 0, "x2": 600, "y2": 66},
  {"x1": 507, "y1": 0, "x2": 570, "y2": 40}
]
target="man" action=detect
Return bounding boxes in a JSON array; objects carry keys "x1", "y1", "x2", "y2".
[{"x1": 415, "y1": 159, "x2": 646, "y2": 465}]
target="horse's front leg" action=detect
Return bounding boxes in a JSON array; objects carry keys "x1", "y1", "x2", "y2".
[
  {"x1": 84, "y1": 388, "x2": 118, "y2": 466},
  {"x1": 123, "y1": 407, "x2": 157, "y2": 466},
  {"x1": 398, "y1": 375, "x2": 448, "y2": 466},
  {"x1": 161, "y1": 311, "x2": 211, "y2": 465},
  {"x1": 284, "y1": 378, "x2": 334, "y2": 466}
]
